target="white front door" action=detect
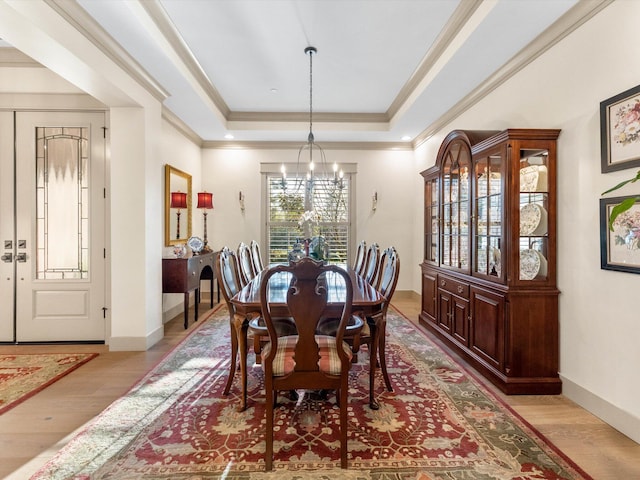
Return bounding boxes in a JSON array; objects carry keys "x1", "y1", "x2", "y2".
[{"x1": 0, "y1": 111, "x2": 106, "y2": 342}]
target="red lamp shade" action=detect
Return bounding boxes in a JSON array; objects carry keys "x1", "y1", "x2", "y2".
[
  {"x1": 197, "y1": 192, "x2": 214, "y2": 209},
  {"x1": 170, "y1": 191, "x2": 187, "y2": 209}
]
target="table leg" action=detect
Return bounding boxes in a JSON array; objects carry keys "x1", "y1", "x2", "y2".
[
  {"x1": 210, "y1": 277, "x2": 214, "y2": 308},
  {"x1": 195, "y1": 288, "x2": 199, "y2": 321},
  {"x1": 367, "y1": 316, "x2": 380, "y2": 410},
  {"x1": 183, "y1": 292, "x2": 189, "y2": 329}
]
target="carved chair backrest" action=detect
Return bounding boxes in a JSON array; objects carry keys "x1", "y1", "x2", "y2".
[
  {"x1": 250, "y1": 240, "x2": 265, "y2": 273},
  {"x1": 237, "y1": 242, "x2": 256, "y2": 287},
  {"x1": 216, "y1": 247, "x2": 241, "y2": 311},
  {"x1": 259, "y1": 258, "x2": 353, "y2": 375},
  {"x1": 377, "y1": 247, "x2": 400, "y2": 313},
  {"x1": 353, "y1": 240, "x2": 367, "y2": 275},
  {"x1": 364, "y1": 243, "x2": 380, "y2": 285}
]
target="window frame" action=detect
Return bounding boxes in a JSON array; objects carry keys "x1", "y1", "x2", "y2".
[{"x1": 261, "y1": 162, "x2": 357, "y2": 267}]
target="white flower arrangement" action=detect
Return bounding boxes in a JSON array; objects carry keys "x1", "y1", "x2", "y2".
[
  {"x1": 298, "y1": 210, "x2": 321, "y2": 237},
  {"x1": 298, "y1": 210, "x2": 321, "y2": 227}
]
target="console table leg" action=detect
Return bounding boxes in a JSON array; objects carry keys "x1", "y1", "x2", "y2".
[
  {"x1": 195, "y1": 288, "x2": 199, "y2": 321},
  {"x1": 183, "y1": 292, "x2": 189, "y2": 329}
]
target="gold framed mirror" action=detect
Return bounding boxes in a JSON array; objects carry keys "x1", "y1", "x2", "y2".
[{"x1": 164, "y1": 164, "x2": 192, "y2": 246}]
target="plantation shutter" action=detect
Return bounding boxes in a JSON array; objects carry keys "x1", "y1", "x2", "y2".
[{"x1": 266, "y1": 173, "x2": 351, "y2": 265}]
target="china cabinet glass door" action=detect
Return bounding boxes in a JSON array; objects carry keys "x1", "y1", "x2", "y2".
[
  {"x1": 425, "y1": 175, "x2": 439, "y2": 263},
  {"x1": 441, "y1": 142, "x2": 470, "y2": 271},
  {"x1": 474, "y1": 152, "x2": 503, "y2": 278},
  {"x1": 518, "y1": 149, "x2": 550, "y2": 281}
]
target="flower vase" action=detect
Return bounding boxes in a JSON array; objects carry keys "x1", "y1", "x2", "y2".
[{"x1": 304, "y1": 239, "x2": 310, "y2": 257}]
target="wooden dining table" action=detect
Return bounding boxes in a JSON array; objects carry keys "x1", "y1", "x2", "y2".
[{"x1": 230, "y1": 265, "x2": 385, "y2": 411}]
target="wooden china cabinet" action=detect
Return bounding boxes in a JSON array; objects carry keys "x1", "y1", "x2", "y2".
[{"x1": 420, "y1": 129, "x2": 561, "y2": 394}]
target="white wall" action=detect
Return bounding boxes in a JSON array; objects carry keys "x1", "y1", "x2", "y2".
[
  {"x1": 200, "y1": 147, "x2": 416, "y2": 291},
  {"x1": 415, "y1": 0, "x2": 640, "y2": 442},
  {"x1": 160, "y1": 118, "x2": 203, "y2": 320}
]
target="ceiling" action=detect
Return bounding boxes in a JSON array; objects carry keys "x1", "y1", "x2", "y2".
[{"x1": 4, "y1": 0, "x2": 608, "y2": 146}]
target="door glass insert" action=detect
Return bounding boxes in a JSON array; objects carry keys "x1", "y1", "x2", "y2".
[
  {"x1": 441, "y1": 142, "x2": 470, "y2": 270},
  {"x1": 36, "y1": 127, "x2": 89, "y2": 280},
  {"x1": 518, "y1": 149, "x2": 549, "y2": 281},
  {"x1": 474, "y1": 154, "x2": 502, "y2": 277},
  {"x1": 425, "y1": 177, "x2": 439, "y2": 263}
]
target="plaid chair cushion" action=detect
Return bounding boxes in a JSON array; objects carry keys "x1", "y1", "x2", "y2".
[
  {"x1": 316, "y1": 315, "x2": 368, "y2": 337},
  {"x1": 262, "y1": 335, "x2": 352, "y2": 376}
]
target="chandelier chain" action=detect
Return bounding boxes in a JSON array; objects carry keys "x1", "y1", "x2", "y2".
[{"x1": 308, "y1": 47, "x2": 314, "y2": 142}]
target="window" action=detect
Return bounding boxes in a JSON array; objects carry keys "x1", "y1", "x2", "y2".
[
  {"x1": 264, "y1": 166, "x2": 353, "y2": 266},
  {"x1": 36, "y1": 127, "x2": 89, "y2": 280}
]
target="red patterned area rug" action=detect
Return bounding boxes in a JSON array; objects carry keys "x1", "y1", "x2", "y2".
[
  {"x1": 31, "y1": 306, "x2": 591, "y2": 479},
  {"x1": 0, "y1": 353, "x2": 98, "y2": 415}
]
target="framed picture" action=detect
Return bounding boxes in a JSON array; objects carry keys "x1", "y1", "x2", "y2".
[
  {"x1": 600, "y1": 84, "x2": 640, "y2": 173},
  {"x1": 600, "y1": 195, "x2": 640, "y2": 274}
]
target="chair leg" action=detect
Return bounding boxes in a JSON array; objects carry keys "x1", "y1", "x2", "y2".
[
  {"x1": 223, "y1": 317, "x2": 238, "y2": 396},
  {"x1": 340, "y1": 385, "x2": 348, "y2": 468},
  {"x1": 238, "y1": 319, "x2": 249, "y2": 412},
  {"x1": 367, "y1": 318, "x2": 380, "y2": 410},
  {"x1": 379, "y1": 320, "x2": 393, "y2": 392},
  {"x1": 265, "y1": 383, "x2": 274, "y2": 471}
]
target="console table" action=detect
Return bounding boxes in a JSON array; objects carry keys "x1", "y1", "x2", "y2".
[{"x1": 162, "y1": 251, "x2": 217, "y2": 328}]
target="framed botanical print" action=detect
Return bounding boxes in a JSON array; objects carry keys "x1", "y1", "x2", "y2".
[
  {"x1": 600, "y1": 84, "x2": 640, "y2": 173},
  {"x1": 600, "y1": 195, "x2": 640, "y2": 274}
]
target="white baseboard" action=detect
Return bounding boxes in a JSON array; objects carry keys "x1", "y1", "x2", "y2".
[
  {"x1": 163, "y1": 303, "x2": 185, "y2": 324},
  {"x1": 108, "y1": 324, "x2": 164, "y2": 351},
  {"x1": 561, "y1": 374, "x2": 640, "y2": 444}
]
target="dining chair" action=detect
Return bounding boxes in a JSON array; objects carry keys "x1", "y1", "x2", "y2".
[
  {"x1": 215, "y1": 246, "x2": 248, "y2": 397},
  {"x1": 316, "y1": 247, "x2": 399, "y2": 409},
  {"x1": 217, "y1": 247, "x2": 296, "y2": 408},
  {"x1": 362, "y1": 246, "x2": 400, "y2": 397},
  {"x1": 250, "y1": 239, "x2": 265, "y2": 273},
  {"x1": 258, "y1": 257, "x2": 358, "y2": 470},
  {"x1": 353, "y1": 240, "x2": 366, "y2": 275},
  {"x1": 237, "y1": 242, "x2": 256, "y2": 287},
  {"x1": 363, "y1": 242, "x2": 380, "y2": 285}
]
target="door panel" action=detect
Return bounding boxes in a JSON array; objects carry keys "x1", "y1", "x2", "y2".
[
  {"x1": 0, "y1": 113, "x2": 15, "y2": 341},
  {"x1": 421, "y1": 270, "x2": 437, "y2": 323},
  {"x1": 470, "y1": 286, "x2": 504, "y2": 370},
  {"x1": 13, "y1": 111, "x2": 106, "y2": 342},
  {"x1": 437, "y1": 290, "x2": 451, "y2": 333},
  {"x1": 452, "y1": 296, "x2": 469, "y2": 346}
]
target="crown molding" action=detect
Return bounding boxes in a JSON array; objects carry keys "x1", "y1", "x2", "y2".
[
  {"x1": 0, "y1": 92, "x2": 106, "y2": 110},
  {"x1": 162, "y1": 107, "x2": 203, "y2": 147},
  {"x1": 44, "y1": 0, "x2": 169, "y2": 102},
  {"x1": 387, "y1": 0, "x2": 482, "y2": 120},
  {"x1": 413, "y1": 0, "x2": 614, "y2": 149},
  {"x1": 227, "y1": 111, "x2": 389, "y2": 124},
  {"x1": 138, "y1": 0, "x2": 230, "y2": 120},
  {"x1": 201, "y1": 140, "x2": 412, "y2": 151}
]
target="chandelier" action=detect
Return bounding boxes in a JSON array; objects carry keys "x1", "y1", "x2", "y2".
[{"x1": 281, "y1": 46, "x2": 343, "y2": 189}]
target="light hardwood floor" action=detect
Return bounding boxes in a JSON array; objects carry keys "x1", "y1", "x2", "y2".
[{"x1": 0, "y1": 291, "x2": 638, "y2": 479}]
